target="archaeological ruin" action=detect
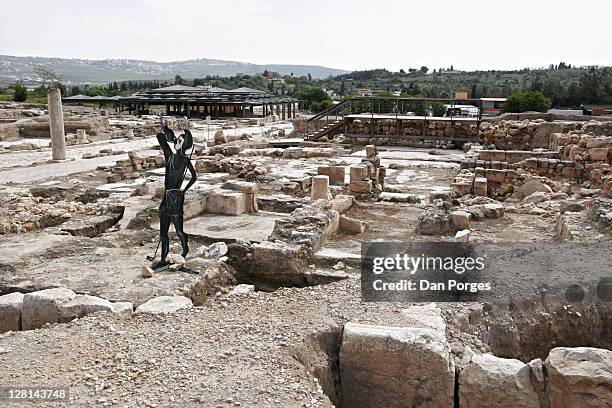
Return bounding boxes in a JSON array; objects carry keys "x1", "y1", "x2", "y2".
[{"x1": 0, "y1": 89, "x2": 611, "y2": 407}]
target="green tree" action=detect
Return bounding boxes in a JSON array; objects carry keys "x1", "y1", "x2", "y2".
[
  {"x1": 431, "y1": 102, "x2": 446, "y2": 117},
  {"x1": 174, "y1": 74, "x2": 184, "y2": 85},
  {"x1": 297, "y1": 87, "x2": 331, "y2": 111},
  {"x1": 504, "y1": 91, "x2": 551, "y2": 113},
  {"x1": 12, "y1": 82, "x2": 28, "y2": 102}
]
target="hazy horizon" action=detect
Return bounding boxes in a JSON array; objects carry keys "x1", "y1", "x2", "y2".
[{"x1": 2, "y1": 0, "x2": 611, "y2": 72}]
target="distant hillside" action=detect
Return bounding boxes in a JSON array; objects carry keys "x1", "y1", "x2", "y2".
[{"x1": 0, "y1": 55, "x2": 348, "y2": 85}]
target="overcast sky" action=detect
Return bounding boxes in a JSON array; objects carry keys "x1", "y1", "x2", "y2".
[{"x1": 2, "y1": 0, "x2": 610, "y2": 72}]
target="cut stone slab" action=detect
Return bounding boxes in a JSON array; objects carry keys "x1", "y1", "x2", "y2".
[
  {"x1": 21, "y1": 288, "x2": 77, "y2": 330},
  {"x1": 250, "y1": 241, "x2": 310, "y2": 285},
  {"x1": 459, "y1": 353, "x2": 539, "y2": 408},
  {"x1": 339, "y1": 214, "x2": 366, "y2": 234},
  {"x1": 135, "y1": 295, "x2": 193, "y2": 315},
  {"x1": 545, "y1": 347, "x2": 612, "y2": 408},
  {"x1": 206, "y1": 190, "x2": 247, "y2": 215},
  {"x1": 365, "y1": 144, "x2": 378, "y2": 157},
  {"x1": 311, "y1": 175, "x2": 331, "y2": 201},
  {"x1": 313, "y1": 248, "x2": 361, "y2": 268},
  {"x1": 317, "y1": 165, "x2": 346, "y2": 186},
  {"x1": 0, "y1": 292, "x2": 24, "y2": 333},
  {"x1": 183, "y1": 212, "x2": 284, "y2": 242},
  {"x1": 61, "y1": 211, "x2": 124, "y2": 238},
  {"x1": 330, "y1": 194, "x2": 355, "y2": 214},
  {"x1": 378, "y1": 192, "x2": 421, "y2": 203},
  {"x1": 340, "y1": 322, "x2": 454, "y2": 408},
  {"x1": 58, "y1": 294, "x2": 114, "y2": 322},
  {"x1": 221, "y1": 180, "x2": 257, "y2": 193}
]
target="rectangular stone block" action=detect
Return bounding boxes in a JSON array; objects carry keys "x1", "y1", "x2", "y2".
[
  {"x1": 350, "y1": 165, "x2": 369, "y2": 182},
  {"x1": 221, "y1": 180, "x2": 258, "y2": 194},
  {"x1": 349, "y1": 180, "x2": 372, "y2": 194},
  {"x1": 479, "y1": 150, "x2": 506, "y2": 162},
  {"x1": 22, "y1": 288, "x2": 76, "y2": 330},
  {"x1": 206, "y1": 190, "x2": 246, "y2": 216},
  {"x1": 317, "y1": 166, "x2": 346, "y2": 186},
  {"x1": 251, "y1": 241, "x2": 310, "y2": 284},
  {"x1": 340, "y1": 323, "x2": 454, "y2": 408},
  {"x1": 339, "y1": 214, "x2": 366, "y2": 234},
  {"x1": 452, "y1": 182, "x2": 472, "y2": 195},
  {"x1": 473, "y1": 177, "x2": 488, "y2": 196},
  {"x1": 589, "y1": 147, "x2": 608, "y2": 161},
  {"x1": 485, "y1": 169, "x2": 506, "y2": 183},
  {"x1": 0, "y1": 292, "x2": 24, "y2": 333}
]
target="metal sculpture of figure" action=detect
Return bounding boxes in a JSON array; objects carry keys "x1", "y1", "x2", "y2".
[{"x1": 149, "y1": 116, "x2": 197, "y2": 268}]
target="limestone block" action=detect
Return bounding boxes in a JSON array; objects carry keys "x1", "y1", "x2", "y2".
[
  {"x1": 0, "y1": 292, "x2": 24, "y2": 333},
  {"x1": 589, "y1": 147, "x2": 608, "y2": 161},
  {"x1": 451, "y1": 210, "x2": 471, "y2": 230},
  {"x1": 365, "y1": 144, "x2": 378, "y2": 157},
  {"x1": 330, "y1": 195, "x2": 355, "y2": 214},
  {"x1": 58, "y1": 294, "x2": 114, "y2": 322},
  {"x1": 340, "y1": 323, "x2": 454, "y2": 408},
  {"x1": 349, "y1": 180, "x2": 372, "y2": 194},
  {"x1": 214, "y1": 130, "x2": 227, "y2": 145},
  {"x1": 350, "y1": 165, "x2": 370, "y2": 181},
  {"x1": 473, "y1": 177, "x2": 488, "y2": 197},
  {"x1": 452, "y1": 182, "x2": 473, "y2": 195},
  {"x1": 459, "y1": 353, "x2": 539, "y2": 408},
  {"x1": 251, "y1": 241, "x2": 310, "y2": 283},
  {"x1": 311, "y1": 175, "x2": 331, "y2": 201},
  {"x1": 378, "y1": 192, "x2": 421, "y2": 203},
  {"x1": 339, "y1": 214, "x2": 366, "y2": 234},
  {"x1": 317, "y1": 166, "x2": 345, "y2": 186},
  {"x1": 481, "y1": 204, "x2": 505, "y2": 219},
  {"x1": 545, "y1": 347, "x2": 612, "y2": 408},
  {"x1": 135, "y1": 296, "x2": 193, "y2": 315},
  {"x1": 282, "y1": 147, "x2": 305, "y2": 159},
  {"x1": 206, "y1": 191, "x2": 247, "y2": 215},
  {"x1": 22, "y1": 288, "x2": 77, "y2": 330}
]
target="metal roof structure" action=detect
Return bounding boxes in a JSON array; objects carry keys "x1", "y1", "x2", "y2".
[
  {"x1": 150, "y1": 85, "x2": 202, "y2": 93},
  {"x1": 63, "y1": 84, "x2": 295, "y2": 105}
]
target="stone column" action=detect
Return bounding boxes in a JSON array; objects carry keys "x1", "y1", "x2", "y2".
[
  {"x1": 281, "y1": 103, "x2": 286, "y2": 120},
  {"x1": 311, "y1": 175, "x2": 331, "y2": 200},
  {"x1": 47, "y1": 87, "x2": 66, "y2": 160}
]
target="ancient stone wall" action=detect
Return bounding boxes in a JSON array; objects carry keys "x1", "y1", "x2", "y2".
[{"x1": 346, "y1": 118, "x2": 478, "y2": 148}]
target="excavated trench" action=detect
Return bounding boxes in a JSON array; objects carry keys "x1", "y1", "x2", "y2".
[{"x1": 295, "y1": 296, "x2": 612, "y2": 408}]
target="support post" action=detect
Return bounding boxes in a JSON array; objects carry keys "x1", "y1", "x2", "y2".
[{"x1": 47, "y1": 87, "x2": 66, "y2": 160}]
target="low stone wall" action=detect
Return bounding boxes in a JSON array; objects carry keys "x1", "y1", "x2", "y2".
[
  {"x1": 344, "y1": 118, "x2": 478, "y2": 148},
  {"x1": 479, "y1": 120, "x2": 581, "y2": 150},
  {"x1": 226, "y1": 195, "x2": 354, "y2": 287},
  {"x1": 480, "y1": 119, "x2": 612, "y2": 151},
  {"x1": 290, "y1": 118, "x2": 327, "y2": 136},
  {"x1": 107, "y1": 152, "x2": 164, "y2": 182}
]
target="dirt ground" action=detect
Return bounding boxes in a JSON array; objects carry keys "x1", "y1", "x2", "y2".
[{"x1": 1, "y1": 113, "x2": 611, "y2": 407}]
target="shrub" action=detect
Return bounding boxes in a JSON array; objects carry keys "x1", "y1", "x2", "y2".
[
  {"x1": 12, "y1": 82, "x2": 28, "y2": 102},
  {"x1": 504, "y1": 91, "x2": 551, "y2": 113}
]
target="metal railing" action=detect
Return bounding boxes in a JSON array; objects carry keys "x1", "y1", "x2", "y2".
[{"x1": 305, "y1": 96, "x2": 484, "y2": 135}]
